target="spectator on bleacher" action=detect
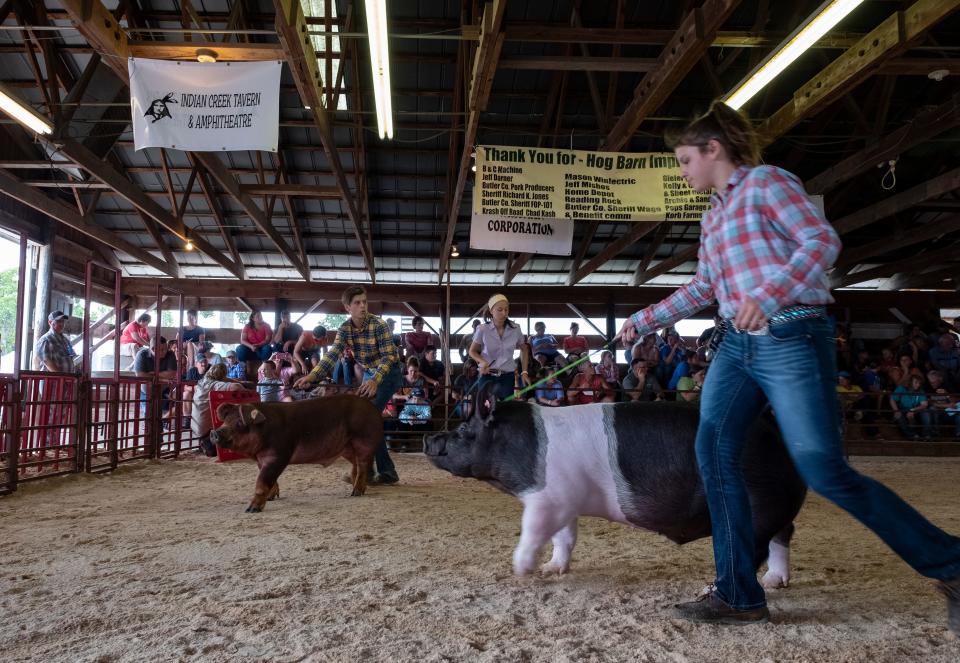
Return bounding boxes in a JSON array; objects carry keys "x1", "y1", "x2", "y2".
[
  {"x1": 923, "y1": 370, "x2": 960, "y2": 440},
  {"x1": 890, "y1": 374, "x2": 929, "y2": 440},
  {"x1": 120, "y1": 313, "x2": 151, "y2": 370},
  {"x1": 897, "y1": 354, "x2": 915, "y2": 387},
  {"x1": 134, "y1": 335, "x2": 178, "y2": 423},
  {"x1": 404, "y1": 316, "x2": 432, "y2": 359},
  {"x1": 837, "y1": 371, "x2": 879, "y2": 439},
  {"x1": 237, "y1": 310, "x2": 273, "y2": 365},
  {"x1": 224, "y1": 349, "x2": 246, "y2": 381},
  {"x1": 636, "y1": 333, "x2": 660, "y2": 369},
  {"x1": 878, "y1": 347, "x2": 897, "y2": 373},
  {"x1": 386, "y1": 358, "x2": 432, "y2": 451},
  {"x1": 623, "y1": 358, "x2": 664, "y2": 402},
  {"x1": 928, "y1": 333, "x2": 960, "y2": 391},
  {"x1": 535, "y1": 367, "x2": 565, "y2": 407},
  {"x1": 257, "y1": 360, "x2": 284, "y2": 403},
  {"x1": 35, "y1": 310, "x2": 77, "y2": 373},
  {"x1": 419, "y1": 346, "x2": 446, "y2": 401},
  {"x1": 530, "y1": 321, "x2": 566, "y2": 368},
  {"x1": 567, "y1": 362, "x2": 614, "y2": 405},
  {"x1": 668, "y1": 349, "x2": 699, "y2": 391},
  {"x1": 385, "y1": 318, "x2": 403, "y2": 353},
  {"x1": 658, "y1": 330, "x2": 685, "y2": 385},
  {"x1": 677, "y1": 368, "x2": 706, "y2": 403},
  {"x1": 293, "y1": 325, "x2": 327, "y2": 374},
  {"x1": 184, "y1": 355, "x2": 208, "y2": 383},
  {"x1": 179, "y1": 309, "x2": 205, "y2": 368},
  {"x1": 458, "y1": 319, "x2": 481, "y2": 362},
  {"x1": 562, "y1": 322, "x2": 589, "y2": 360},
  {"x1": 598, "y1": 350, "x2": 620, "y2": 395},
  {"x1": 469, "y1": 293, "x2": 531, "y2": 400},
  {"x1": 272, "y1": 310, "x2": 302, "y2": 354},
  {"x1": 190, "y1": 363, "x2": 243, "y2": 456},
  {"x1": 451, "y1": 359, "x2": 479, "y2": 418}
]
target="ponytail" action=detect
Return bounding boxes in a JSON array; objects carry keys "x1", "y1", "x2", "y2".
[{"x1": 666, "y1": 100, "x2": 760, "y2": 167}]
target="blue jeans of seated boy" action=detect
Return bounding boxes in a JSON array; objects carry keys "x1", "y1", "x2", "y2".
[
  {"x1": 697, "y1": 314, "x2": 960, "y2": 611},
  {"x1": 363, "y1": 365, "x2": 402, "y2": 481}
]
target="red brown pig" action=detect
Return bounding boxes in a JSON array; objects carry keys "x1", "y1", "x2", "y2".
[{"x1": 210, "y1": 394, "x2": 384, "y2": 512}]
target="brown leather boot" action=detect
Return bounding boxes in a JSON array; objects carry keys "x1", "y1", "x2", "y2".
[
  {"x1": 938, "y1": 576, "x2": 960, "y2": 636},
  {"x1": 674, "y1": 591, "x2": 769, "y2": 625}
]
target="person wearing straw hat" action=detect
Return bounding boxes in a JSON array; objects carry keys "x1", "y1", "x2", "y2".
[{"x1": 468, "y1": 294, "x2": 531, "y2": 400}]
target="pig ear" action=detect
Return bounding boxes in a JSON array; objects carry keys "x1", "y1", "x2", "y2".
[
  {"x1": 476, "y1": 382, "x2": 498, "y2": 422},
  {"x1": 215, "y1": 403, "x2": 237, "y2": 422},
  {"x1": 249, "y1": 408, "x2": 266, "y2": 424}
]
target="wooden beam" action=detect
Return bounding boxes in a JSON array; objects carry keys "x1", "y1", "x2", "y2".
[
  {"x1": 127, "y1": 41, "x2": 286, "y2": 61},
  {"x1": 833, "y1": 167, "x2": 960, "y2": 235},
  {"x1": 239, "y1": 184, "x2": 341, "y2": 197},
  {"x1": 192, "y1": 151, "x2": 308, "y2": 279},
  {"x1": 602, "y1": 0, "x2": 742, "y2": 151},
  {"x1": 53, "y1": 138, "x2": 243, "y2": 278},
  {"x1": 630, "y1": 223, "x2": 671, "y2": 286},
  {"x1": 498, "y1": 56, "x2": 657, "y2": 72},
  {"x1": 57, "y1": 0, "x2": 129, "y2": 81},
  {"x1": 566, "y1": 303, "x2": 606, "y2": 338},
  {"x1": 293, "y1": 297, "x2": 325, "y2": 324},
  {"x1": 836, "y1": 242, "x2": 960, "y2": 288},
  {"x1": 437, "y1": 0, "x2": 507, "y2": 279},
  {"x1": 884, "y1": 262, "x2": 959, "y2": 291},
  {"x1": 633, "y1": 244, "x2": 699, "y2": 287},
  {"x1": 838, "y1": 213, "x2": 960, "y2": 268},
  {"x1": 273, "y1": 0, "x2": 374, "y2": 281},
  {"x1": 0, "y1": 169, "x2": 178, "y2": 277},
  {"x1": 759, "y1": 0, "x2": 960, "y2": 145},
  {"x1": 402, "y1": 302, "x2": 440, "y2": 337},
  {"x1": 134, "y1": 209, "x2": 183, "y2": 278},
  {"x1": 806, "y1": 91, "x2": 960, "y2": 194},
  {"x1": 878, "y1": 58, "x2": 960, "y2": 76},
  {"x1": 190, "y1": 156, "x2": 245, "y2": 277},
  {"x1": 503, "y1": 253, "x2": 532, "y2": 286},
  {"x1": 568, "y1": 222, "x2": 657, "y2": 286}
]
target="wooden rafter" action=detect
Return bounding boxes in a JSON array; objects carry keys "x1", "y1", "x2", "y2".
[
  {"x1": 565, "y1": 0, "x2": 741, "y2": 285},
  {"x1": 437, "y1": 0, "x2": 506, "y2": 280},
  {"x1": 0, "y1": 169, "x2": 178, "y2": 277},
  {"x1": 190, "y1": 155, "x2": 245, "y2": 278},
  {"x1": 273, "y1": 0, "x2": 374, "y2": 281}
]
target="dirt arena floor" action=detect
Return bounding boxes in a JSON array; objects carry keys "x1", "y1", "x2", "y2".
[{"x1": 1, "y1": 453, "x2": 958, "y2": 662}]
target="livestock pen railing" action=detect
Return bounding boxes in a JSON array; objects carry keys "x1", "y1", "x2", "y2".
[{"x1": 1, "y1": 375, "x2": 958, "y2": 495}]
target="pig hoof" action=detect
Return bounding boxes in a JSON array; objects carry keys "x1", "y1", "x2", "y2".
[
  {"x1": 540, "y1": 561, "x2": 569, "y2": 576},
  {"x1": 245, "y1": 505, "x2": 263, "y2": 513},
  {"x1": 761, "y1": 572, "x2": 789, "y2": 589},
  {"x1": 350, "y1": 488, "x2": 365, "y2": 497}
]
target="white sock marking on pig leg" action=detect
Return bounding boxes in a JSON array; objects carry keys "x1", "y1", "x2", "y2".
[
  {"x1": 761, "y1": 540, "x2": 790, "y2": 589},
  {"x1": 513, "y1": 499, "x2": 570, "y2": 576},
  {"x1": 541, "y1": 518, "x2": 578, "y2": 576}
]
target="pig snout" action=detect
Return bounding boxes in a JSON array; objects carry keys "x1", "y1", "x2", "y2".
[
  {"x1": 423, "y1": 432, "x2": 448, "y2": 457},
  {"x1": 209, "y1": 428, "x2": 228, "y2": 448}
]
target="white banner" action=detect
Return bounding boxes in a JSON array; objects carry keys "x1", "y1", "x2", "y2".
[
  {"x1": 470, "y1": 214, "x2": 574, "y2": 256},
  {"x1": 129, "y1": 58, "x2": 281, "y2": 152}
]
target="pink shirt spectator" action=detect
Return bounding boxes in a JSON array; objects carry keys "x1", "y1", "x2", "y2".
[{"x1": 120, "y1": 321, "x2": 150, "y2": 346}]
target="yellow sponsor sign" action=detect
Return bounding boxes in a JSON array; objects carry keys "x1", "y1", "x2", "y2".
[{"x1": 472, "y1": 145, "x2": 711, "y2": 224}]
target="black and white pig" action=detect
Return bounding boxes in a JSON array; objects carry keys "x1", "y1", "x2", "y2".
[{"x1": 424, "y1": 387, "x2": 806, "y2": 586}]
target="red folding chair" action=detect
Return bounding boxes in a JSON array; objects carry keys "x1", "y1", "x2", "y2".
[{"x1": 209, "y1": 389, "x2": 260, "y2": 462}]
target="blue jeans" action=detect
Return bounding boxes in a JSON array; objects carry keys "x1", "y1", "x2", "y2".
[
  {"x1": 236, "y1": 345, "x2": 271, "y2": 362},
  {"x1": 332, "y1": 359, "x2": 353, "y2": 386},
  {"x1": 365, "y1": 365, "x2": 402, "y2": 481},
  {"x1": 477, "y1": 372, "x2": 516, "y2": 400},
  {"x1": 697, "y1": 315, "x2": 960, "y2": 610}
]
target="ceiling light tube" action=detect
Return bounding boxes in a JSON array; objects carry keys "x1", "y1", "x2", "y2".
[
  {"x1": 724, "y1": 0, "x2": 865, "y2": 110},
  {"x1": 364, "y1": 0, "x2": 393, "y2": 139},
  {"x1": 0, "y1": 82, "x2": 53, "y2": 135}
]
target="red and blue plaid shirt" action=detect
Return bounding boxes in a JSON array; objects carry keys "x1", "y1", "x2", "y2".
[{"x1": 632, "y1": 165, "x2": 841, "y2": 334}]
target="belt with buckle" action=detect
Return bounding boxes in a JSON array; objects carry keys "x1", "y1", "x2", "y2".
[
  {"x1": 726, "y1": 305, "x2": 826, "y2": 336},
  {"x1": 486, "y1": 369, "x2": 513, "y2": 377}
]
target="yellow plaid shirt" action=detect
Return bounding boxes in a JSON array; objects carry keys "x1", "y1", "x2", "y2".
[{"x1": 310, "y1": 314, "x2": 399, "y2": 386}]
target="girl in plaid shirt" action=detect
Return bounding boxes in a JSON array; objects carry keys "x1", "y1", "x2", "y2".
[{"x1": 619, "y1": 101, "x2": 960, "y2": 631}]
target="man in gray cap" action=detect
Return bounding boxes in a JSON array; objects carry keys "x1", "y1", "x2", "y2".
[{"x1": 35, "y1": 310, "x2": 78, "y2": 373}]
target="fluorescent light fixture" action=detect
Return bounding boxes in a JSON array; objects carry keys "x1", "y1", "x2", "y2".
[
  {"x1": 364, "y1": 0, "x2": 393, "y2": 139},
  {"x1": 0, "y1": 82, "x2": 53, "y2": 135},
  {"x1": 724, "y1": 0, "x2": 865, "y2": 110}
]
